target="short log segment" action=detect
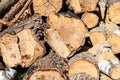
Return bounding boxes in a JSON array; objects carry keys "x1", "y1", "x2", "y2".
[
  {"x1": 0, "y1": 14, "x2": 46, "y2": 67},
  {"x1": 108, "y1": 0, "x2": 120, "y2": 24},
  {"x1": 68, "y1": 52, "x2": 99, "y2": 80},
  {"x1": 33, "y1": 0, "x2": 63, "y2": 16},
  {"x1": 66, "y1": 0, "x2": 98, "y2": 14},
  {"x1": 106, "y1": 21, "x2": 120, "y2": 54},
  {"x1": 45, "y1": 13, "x2": 88, "y2": 58},
  {"x1": 89, "y1": 22, "x2": 106, "y2": 46},
  {"x1": 23, "y1": 50, "x2": 69, "y2": 80},
  {"x1": 95, "y1": 42, "x2": 120, "y2": 79},
  {"x1": 81, "y1": 12, "x2": 99, "y2": 29}
]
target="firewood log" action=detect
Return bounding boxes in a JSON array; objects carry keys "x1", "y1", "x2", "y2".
[
  {"x1": 66, "y1": 0, "x2": 98, "y2": 14},
  {"x1": 106, "y1": 21, "x2": 120, "y2": 54},
  {"x1": 89, "y1": 22, "x2": 106, "y2": 46},
  {"x1": 89, "y1": 41, "x2": 120, "y2": 79},
  {"x1": 0, "y1": 14, "x2": 46, "y2": 67},
  {"x1": 108, "y1": 0, "x2": 120, "y2": 24},
  {"x1": 68, "y1": 52, "x2": 99, "y2": 80},
  {"x1": 33, "y1": 0, "x2": 63, "y2": 16},
  {"x1": 45, "y1": 13, "x2": 88, "y2": 58},
  {"x1": 100, "y1": 73, "x2": 112, "y2": 80},
  {"x1": 23, "y1": 50, "x2": 69, "y2": 80},
  {"x1": 81, "y1": 12, "x2": 99, "y2": 29}
]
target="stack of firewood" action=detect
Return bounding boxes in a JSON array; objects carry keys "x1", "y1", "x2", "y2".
[{"x1": 0, "y1": 0, "x2": 120, "y2": 80}]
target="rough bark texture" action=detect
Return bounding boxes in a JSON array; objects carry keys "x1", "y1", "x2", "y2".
[
  {"x1": 45, "y1": 13, "x2": 88, "y2": 58},
  {"x1": 33, "y1": 0, "x2": 63, "y2": 16},
  {"x1": 0, "y1": 14, "x2": 46, "y2": 67},
  {"x1": 23, "y1": 50, "x2": 69, "y2": 80},
  {"x1": 68, "y1": 52, "x2": 99, "y2": 80}
]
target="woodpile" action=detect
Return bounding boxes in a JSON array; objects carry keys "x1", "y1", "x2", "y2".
[{"x1": 0, "y1": 0, "x2": 120, "y2": 80}]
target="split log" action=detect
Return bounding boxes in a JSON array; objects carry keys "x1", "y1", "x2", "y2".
[
  {"x1": 66, "y1": 0, "x2": 98, "y2": 14},
  {"x1": 108, "y1": 0, "x2": 120, "y2": 24},
  {"x1": 33, "y1": 0, "x2": 63, "y2": 16},
  {"x1": 106, "y1": 21, "x2": 120, "y2": 54},
  {"x1": 45, "y1": 13, "x2": 88, "y2": 58},
  {"x1": 68, "y1": 52, "x2": 99, "y2": 80},
  {"x1": 0, "y1": 14, "x2": 46, "y2": 67},
  {"x1": 23, "y1": 50, "x2": 69, "y2": 80},
  {"x1": 95, "y1": 42, "x2": 120, "y2": 79},
  {"x1": 89, "y1": 22, "x2": 106, "y2": 46},
  {"x1": 100, "y1": 73, "x2": 112, "y2": 80},
  {"x1": 0, "y1": 0, "x2": 18, "y2": 17},
  {"x1": 81, "y1": 12, "x2": 99, "y2": 29}
]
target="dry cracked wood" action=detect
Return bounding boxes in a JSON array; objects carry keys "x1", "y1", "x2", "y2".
[
  {"x1": 0, "y1": 14, "x2": 46, "y2": 67},
  {"x1": 45, "y1": 13, "x2": 88, "y2": 58},
  {"x1": 23, "y1": 50, "x2": 69, "y2": 80},
  {"x1": 33, "y1": 0, "x2": 63, "y2": 16},
  {"x1": 66, "y1": 0, "x2": 98, "y2": 14},
  {"x1": 68, "y1": 52, "x2": 99, "y2": 80},
  {"x1": 108, "y1": 0, "x2": 120, "y2": 24}
]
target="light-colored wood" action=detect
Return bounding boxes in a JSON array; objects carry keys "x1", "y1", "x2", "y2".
[
  {"x1": 68, "y1": 52, "x2": 99, "y2": 80},
  {"x1": 45, "y1": 13, "x2": 88, "y2": 58},
  {"x1": 100, "y1": 73, "x2": 112, "y2": 80},
  {"x1": 89, "y1": 22, "x2": 106, "y2": 46},
  {"x1": 0, "y1": 29, "x2": 45, "y2": 67},
  {"x1": 108, "y1": 0, "x2": 120, "y2": 24},
  {"x1": 66, "y1": 0, "x2": 98, "y2": 14},
  {"x1": 33, "y1": 0, "x2": 63, "y2": 16},
  {"x1": 23, "y1": 50, "x2": 68, "y2": 80},
  {"x1": 81, "y1": 12, "x2": 99, "y2": 29}
]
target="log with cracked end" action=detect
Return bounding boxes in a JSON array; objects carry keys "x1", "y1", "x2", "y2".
[
  {"x1": 81, "y1": 12, "x2": 99, "y2": 29},
  {"x1": 108, "y1": 0, "x2": 120, "y2": 24},
  {"x1": 66, "y1": 0, "x2": 98, "y2": 14},
  {"x1": 33, "y1": 0, "x2": 63, "y2": 16},
  {"x1": 0, "y1": 29, "x2": 45, "y2": 67},
  {"x1": 89, "y1": 22, "x2": 106, "y2": 46},
  {"x1": 45, "y1": 13, "x2": 88, "y2": 58},
  {"x1": 23, "y1": 50, "x2": 69, "y2": 80},
  {"x1": 68, "y1": 52, "x2": 99, "y2": 80}
]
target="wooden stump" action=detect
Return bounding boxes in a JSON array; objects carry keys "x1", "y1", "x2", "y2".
[
  {"x1": 45, "y1": 13, "x2": 88, "y2": 58},
  {"x1": 66, "y1": 0, "x2": 98, "y2": 14},
  {"x1": 33, "y1": 0, "x2": 63, "y2": 16},
  {"x1": 108, "y1": 0, "x2": 120, "y2": 24},
  {"x1": 68, "y1": 52, "x2": 99, "y2": 80},
  {"x1": 81, "y1": 12, "x2": 99, "y2": 29},
  {"x1": 23, "y1": 50, "x2": 69, "y2": 80},
  {"x1": 0, "y1": 14, "x2": 46, "y2": 67}
]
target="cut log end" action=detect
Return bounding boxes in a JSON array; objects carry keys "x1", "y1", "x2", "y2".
[
  {"x1": 82, "y1": 12, "x2": 99, "y2": 29},
  {"x1": 69, "y1": 59, "x2": 99, "y2": 79},
  {"x1": 33, "y1": 0, "x2": 63, "y2": 16},
  {"x1": 110, "y1": 67, "x2": 120, "y2": 79},
  {"x1": 27, "y1": 70, "x2": 65, "y2": 80},
  {"x1": 108, "y1": 2, "x2": 120, "y2": 24}
]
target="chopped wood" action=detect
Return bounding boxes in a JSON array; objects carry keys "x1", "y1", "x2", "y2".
[
  {"x1": 0, "y1": 14, "x2": 46, "y2": 67},
  {"x1": 106, "y1": 21, "x2": 120, "y2": 54},
  {"x1": 81, "y1": 12, "x2": 99, "y2": 29},
  {"x1": 33, "y1": 0, "x2": 63, "y2": 16},
  {"x1": 89, "y1": 22, "x2": 106, "y2": 46},
  {"x1": 68, "y1": 52, "x2": 99, "y2": 80},
  {"x1": 45, "y1": 13, "x2": 88, "y2": 58},
  {"x1": 66, "y1": 0, "x2": 98, "y2": 14},
  {"x1": 100, "y1": 73, "x2": 112, "y2": 80},
  {"x1": 23, "y1": 50, "x2": 68, "y2": 80},
  {"x1": 108, "y1": 0, "x2": 120, "y2": 24}
]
